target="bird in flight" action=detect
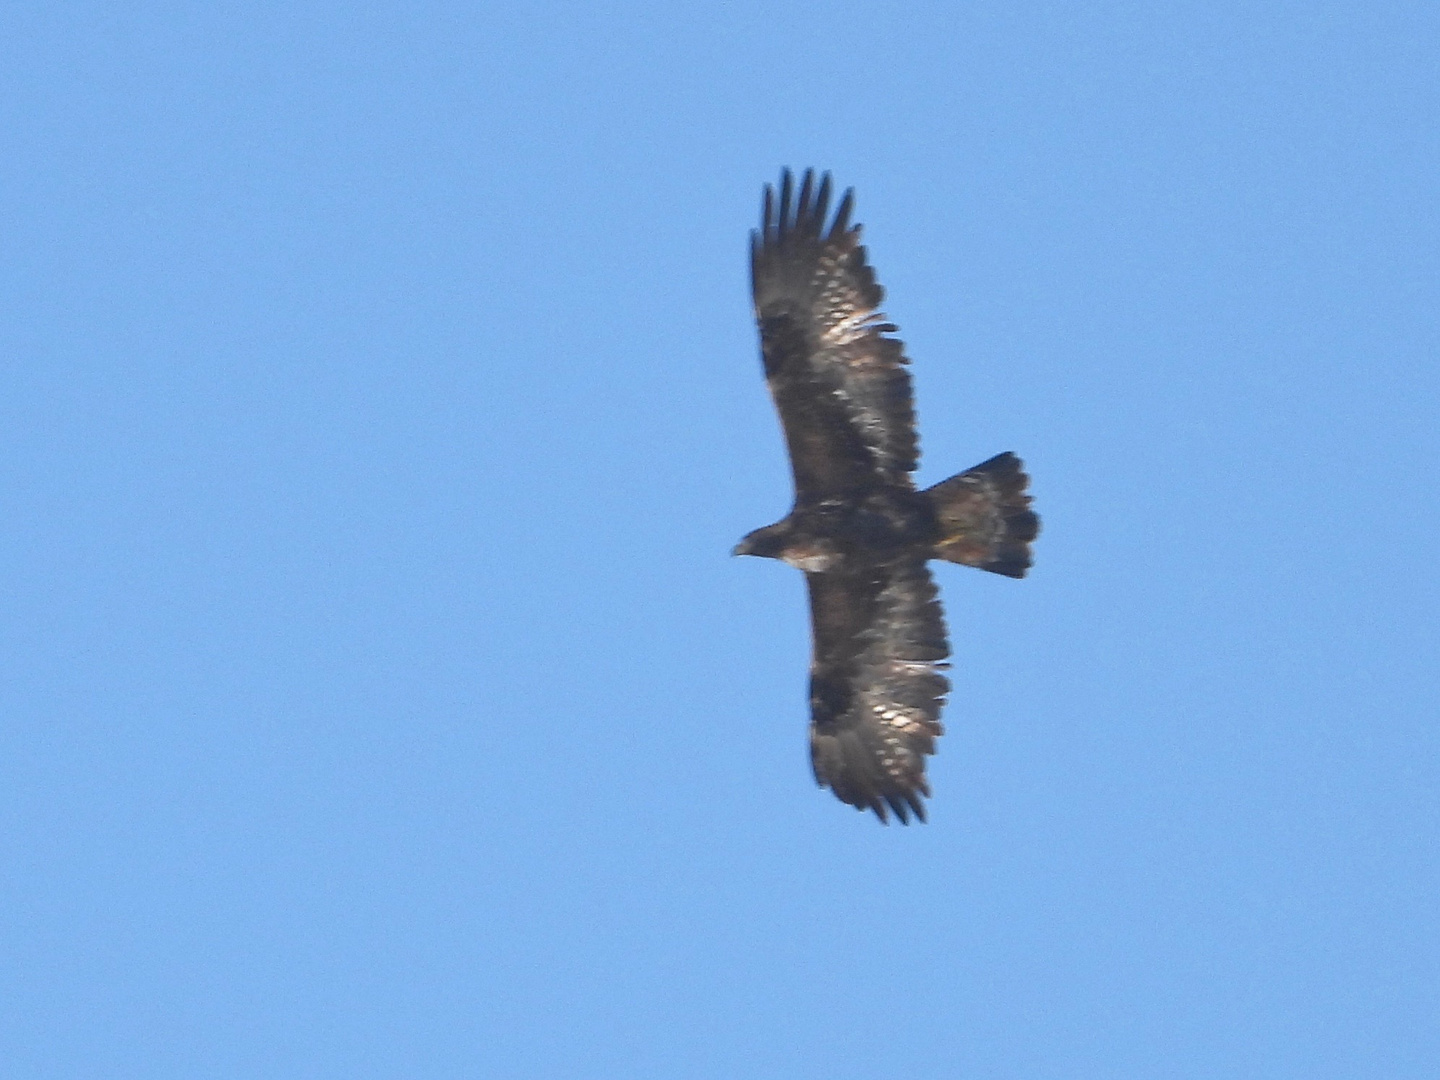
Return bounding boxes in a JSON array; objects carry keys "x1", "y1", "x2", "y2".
[{"x1": 735, "y1": 169, "x2": 1038, "y2": 823}]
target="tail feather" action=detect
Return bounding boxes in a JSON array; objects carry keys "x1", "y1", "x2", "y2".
[{"x1": 925, "y1": 452, "x2": 1038, "y2": 578}]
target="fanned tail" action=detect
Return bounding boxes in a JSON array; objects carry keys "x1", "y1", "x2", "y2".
[{"x1": 925, "y1": 452, "x2": 1038, "y2": 578}]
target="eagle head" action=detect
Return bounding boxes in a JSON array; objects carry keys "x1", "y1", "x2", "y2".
[{"x1": 734, "y1": 522, "x2": 840, "y2": 572}]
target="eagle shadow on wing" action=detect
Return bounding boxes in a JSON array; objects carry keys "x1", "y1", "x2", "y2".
[{"x1": 735, "y1": 169, "x2": 1039, "y2": 824}]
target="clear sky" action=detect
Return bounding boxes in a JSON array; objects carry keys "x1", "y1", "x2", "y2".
[{"x1": 3, "y1": 3, "x2": 1437, "y2": 1077}]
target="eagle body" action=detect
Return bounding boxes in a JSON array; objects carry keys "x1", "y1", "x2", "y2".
[
  {"x1": 737, "y1": 170, "x2": 1038, "y2": 823},
  {"x1": 736, "y1": 488, "x2": 937, "y2": 573}
]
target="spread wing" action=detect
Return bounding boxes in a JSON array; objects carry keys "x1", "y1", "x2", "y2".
[
  {"x1": 806, "y1": 559, "x2": 951, "y2": 823},
  {"x1": 751, "y1": 169, "x2": 920, "y2": 502}
]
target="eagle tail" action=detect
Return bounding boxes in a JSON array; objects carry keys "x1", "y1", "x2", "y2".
[{"x1": 925, "y1": 452, "x2": 1038, "y2": 578}]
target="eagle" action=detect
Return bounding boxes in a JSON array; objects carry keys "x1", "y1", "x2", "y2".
[{"x1": 735, "y1": 169, "x2": 1038, "y2": 824}]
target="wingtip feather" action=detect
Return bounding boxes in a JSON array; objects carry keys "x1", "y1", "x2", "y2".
[
  {"x1": 759, "y1": 170, "x2": 856, "y2": 248},
  {"x1": 778, "y1": 169, "x2": 794, "y2": 237},
  {"x1": 796, "y1": 169, "x2": 814, "y2": 233},
  {"x1": 830, "y1": 188, "x2": 855, "y2": 239},
  {"x1": 813, "y1": 172, "x2": 832, "y2": 232}
]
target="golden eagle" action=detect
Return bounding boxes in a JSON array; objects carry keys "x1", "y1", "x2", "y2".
[{"x1": 735, "y1": 169, "x2": 1038, "y2": 824}]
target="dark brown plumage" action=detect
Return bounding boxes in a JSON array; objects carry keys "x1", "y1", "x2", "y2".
[{"x1": 735, "y1": 169, "x2": 1039, "y2": 823}]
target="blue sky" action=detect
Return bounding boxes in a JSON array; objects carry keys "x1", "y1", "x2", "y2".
[{"x1": 3, "y1": 2, "x2": 1437, "y2": 1076}]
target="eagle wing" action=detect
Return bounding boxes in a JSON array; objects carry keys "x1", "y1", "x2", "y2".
[
  {"x1": 751, "y1": 169, "x2": 920, "y2": 501},
  {"x1": 806, "y1": 559, "x2": 951, "y2": 823}
]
